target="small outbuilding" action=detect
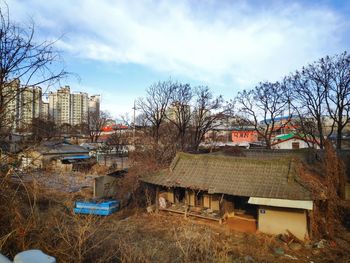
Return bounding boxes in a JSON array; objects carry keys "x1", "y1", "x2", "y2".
[
  {"x1": 141, "y1": 153, "x2": 314, "y2": 240},
  {"x1": 271, "y1": 133, "x2": 320, "y2": 150},
  {"x1": 20, "y1": 140, "x2": 92, "y2": 171}
]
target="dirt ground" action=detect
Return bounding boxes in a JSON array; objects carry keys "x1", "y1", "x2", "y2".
[
  {"x1": 100, "y1": 210, "x2": 350, "y2": 263},
  {"x1": 225, "y1": 216, "x2": 257, "y2": 233}
]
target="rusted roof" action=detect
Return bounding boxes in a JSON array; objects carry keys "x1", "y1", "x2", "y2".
[{"x1": 140, "y1": 152, "x2": 312, "y2": 200}]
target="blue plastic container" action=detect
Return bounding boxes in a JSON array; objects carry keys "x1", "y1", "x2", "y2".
[{"x1": 74, "y1": 200, "x2": 119, "y2": 216}]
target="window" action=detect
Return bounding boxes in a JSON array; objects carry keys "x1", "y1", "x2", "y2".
[{"x1": 292, "y1": 142, "x2": 300, "y2": 149}]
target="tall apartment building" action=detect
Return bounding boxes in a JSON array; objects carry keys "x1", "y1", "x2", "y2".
[
  {"x1": 70, "y1": 92, "x2": 88, "y2": 126},
  {"x1": 88, "y1": 95, "x2": 101, "y2": 116},
  {"x1": 49, "y1": 86, "x2": 96, "y2": 126},
  {"x1": 1, "y1": 80, "x2": 42, "y2": 130},
  {"x1": 49, "y1": 86, "x2": 71, "y2": 125},
  {"x1": 41, "y1": 102, "x2": 49, "y2": 120},
  {"x1": 19, "y1": 86, "x2": 42, "y2": 128},
  {"x1": 2, "y1": 81, "x2": 99, "y2": 130},
  {"x1": 1, "y1": 79, "x2": 20, "y2": 131}
]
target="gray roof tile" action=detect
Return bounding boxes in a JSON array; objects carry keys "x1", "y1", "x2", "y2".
[{"x1": 141, "y1": 152, "x2": 312, "y2": 200}]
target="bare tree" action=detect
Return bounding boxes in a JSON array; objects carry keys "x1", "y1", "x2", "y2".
[
  {"x1": 288, "y1": 56, "x2": 333, "y2": 149},
  {"x1": 0, "y1": 5, "x2": 66, "y2": 136},
  {"x1": 135, "y1": 112, "x2": 150, "y2": 127},
  {"x1": 166, "y1": 83, "x2": 193, "y2": 150},
  {"x1": 235, "y1": 81, "x2": 291, "y2": 149},
  {"x1": 137, "y1": 80, "x2": 176, "y2": 144},
  {"x1": 119, "y1": 112, "x2": 132, "y2": 126},
  {"x1": 326, "y1": 52, "x2": 350, "y2": 149},
  {"x1": 31, "y1": 117, "x2": 57, "y2": 141},
  {"x1": 88, "y1": 111, "x2": 110, "y2": 142},
  {"x1": 191, "y1": 86, "x2": 223, "y2": 151}
]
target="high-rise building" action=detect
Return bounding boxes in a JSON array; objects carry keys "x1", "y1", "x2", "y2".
[
  {"x1": 2, "y1": 80, "x2": 99, "y2": 129},
  {"x1": 70, "y1": 92, "x2": 88, "y2": 126},
  {"x1": 1, "y1": 79, "x2": 20, "y2": 131},
  {"x1": 19, "y1": 86, "x2": 42, "y2": 128},
  {"x1": 49, "y1": 86, "x2": 97, "y2": 126},
  {"x1": 41, "y1": 102, "x2": 49, "y2": 120},
  {"x1": 88, "y1": 95, "x2": 101, "y2": 116},
  {"x1": 49, "y1": 86, "x2": 71, "y2": 125}
]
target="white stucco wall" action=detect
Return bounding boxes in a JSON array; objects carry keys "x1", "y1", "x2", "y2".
[{"x1": 272, "y1": 138, "x2": 319, "y2": 150}]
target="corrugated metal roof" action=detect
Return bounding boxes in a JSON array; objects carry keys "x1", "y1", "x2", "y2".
[{"x1": 140, "y1": 153, "x2": 312, "y2": 201}]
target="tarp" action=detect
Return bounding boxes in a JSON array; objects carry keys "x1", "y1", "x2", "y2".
[{"x1": 248, "y1": 197, "x2": 313, "y2": 210}]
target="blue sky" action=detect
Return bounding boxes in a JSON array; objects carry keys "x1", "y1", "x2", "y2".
[{"x1": 6, "y1": 0, "x2": 350, "y2": 117}]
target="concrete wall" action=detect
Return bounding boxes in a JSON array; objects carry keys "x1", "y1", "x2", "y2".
[
  {"x1": 258, "y1": 206, "x2": 308, "y2": 240},
  {"x1": 94, "y1": 175, "x2": 117, "y2": 198}
]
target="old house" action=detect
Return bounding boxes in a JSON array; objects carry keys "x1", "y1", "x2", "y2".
[
  {"x1": 141, "y1": 153, "x2": 314, "y2": 239},
  {"x1": 20, "y1": 140, "x2": 92, "y2": 171},
  {"x1": 271, "y1": 133, "x2": 320, "y2": 150}
]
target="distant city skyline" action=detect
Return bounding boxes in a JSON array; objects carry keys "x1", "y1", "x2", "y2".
[
  {"x1": 6, "y1": 0, "x2": 350, "y2": 117},
  {"x1": 3, "y1": 81, "x2": 101, "y2": 129}
]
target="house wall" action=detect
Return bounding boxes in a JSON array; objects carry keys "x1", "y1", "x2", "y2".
[
  {"x1": 20, "y1": 150, "x2": 43, "y2": 169},
  {"x1": 345, "y1": 183, "x2": 350, "y2": 200},
  {"x1": 258, "y1": 206, "x2": 308, "y2": 240},
  {"x1": 232, "y1": 130, "x2": 258, "y2": 143},
  {"x1": 186, "y1": 191, "x2": 195, "y2": 206},
  {"x1": 210, "y1": 195, "x2": 220, "y2": 211},
  {"x1": 167, "y1": 191, "x2": 174, "y2": 203},
  {"x1": 184, "y1": 191, "x2": 220, "y2": 210},
  {"x1": 271, "y1": 139, "x2": 318, "y2": 150},
  {"x1": 159, "y1": 190, "x2": 175, "y2": 204},
  {"x1": 203, "y1": 194, "x2": 210, "y2": 208},
  {"x1": 49, "y1": 159, "x2": 72, "y2": 172}
]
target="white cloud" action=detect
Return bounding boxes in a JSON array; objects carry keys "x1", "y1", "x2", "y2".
[{"x1": 6, "y1": 0, "x2": 350, "y2": 90}]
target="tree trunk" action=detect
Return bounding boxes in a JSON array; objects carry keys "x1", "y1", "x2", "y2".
[
  {"x1": 317, "y1": 119, "x2": 324, "y2": 149},
  {"x1": 336, "y1": 126, "x2": 342, "y2": 150},
  {"x1": 336, "y1": 111, "x2": 343, "y2": 150}
]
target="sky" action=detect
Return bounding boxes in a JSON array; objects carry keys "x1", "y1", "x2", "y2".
[{"x1": 5, "y1": 0, "x2": 350, "y2": 118}]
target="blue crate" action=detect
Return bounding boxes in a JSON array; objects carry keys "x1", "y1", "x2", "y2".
[{"x1": 74, "y1": 200, "x2": 119, "y2": 216}]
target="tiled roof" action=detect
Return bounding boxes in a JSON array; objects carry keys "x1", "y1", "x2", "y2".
[
  {"x1": 141, "y1": 153, "x2": 312, "y2": 200},
  {"x1": 37, "y1": 141, "x2": 89, "y2": 155}
]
